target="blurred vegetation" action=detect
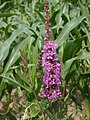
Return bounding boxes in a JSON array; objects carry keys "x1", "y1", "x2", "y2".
[{"x1": 0, "y1": 0, "x2": 90, "y2": 119}]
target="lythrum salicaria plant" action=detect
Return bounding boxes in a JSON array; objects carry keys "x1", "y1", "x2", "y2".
[{"x1": 41, "y1": 1, "x2": 62, "y2": 100}]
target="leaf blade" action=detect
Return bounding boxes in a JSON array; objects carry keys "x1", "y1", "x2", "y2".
[{"x1": 55, "y1": 15, "x2": 87, "y2": 48}]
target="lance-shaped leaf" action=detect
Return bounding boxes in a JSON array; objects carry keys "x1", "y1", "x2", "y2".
[
  {"x1": 55, "y1": 15, "x2": 87, "y2": 48},
  {"x1": 0, "y1": 75, "x2": 32, "y2": 93},
  {"x1": 0, "y1": 27, "x2": 27, "y2": 61},
  {"x1": 4, "y1": 37, "x2": 29, "y2": 73},
  {"x1": 62, "y1": 49, "x2": 90, "y2": 77}
]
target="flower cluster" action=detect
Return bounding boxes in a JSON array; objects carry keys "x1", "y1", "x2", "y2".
[
  {"x1": 41, "y1": 41, "x2": 62, "y2": 99},
  {"x1": 41, "y1": 2, "x2": 62, "y2": 100}
]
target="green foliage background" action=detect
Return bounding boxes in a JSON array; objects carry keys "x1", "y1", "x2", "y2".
[{"x1": 0, "y1": 0, "x2": 90, "y2": 119}]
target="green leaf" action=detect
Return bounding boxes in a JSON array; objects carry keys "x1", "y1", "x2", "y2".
[
  {"x1": 30, "y1": 102, "x2": 41, "y2": 118},
  {"x1": 84, "y1": 97, "x2": 90, "y2": 119},
  {"x1": 0, "y1": 2, "x2": 10, "y2": 9},
  {"x1": 0, "y1": 13, "x2": 18, "y2": 17},
  {"x1": 62, "y1": 57, "x2": 76, "y2": 77},
  {"x1": 0, "y1": 80, "x2": 6, "y2": 98},
  {"x1": 45, "y1": 110, "x2": 54, "y2": 120},
  {"x1": 79, "y1": 1, "x2": 89, "y2": 16},
  {"x1": 35, "y1": 10, "x2": 45, "y2": 23},
  {"x1": 62, "y1": 49, "x2": 90, "y2": 77},
  {"x1": 55, "y1": 15, "x2": 87, "y2": 48},
  {"x1": 63, "y1": 37, "x2": 85, "y2": 62},
  {"x1": 0, "y1": 19, "x2": 7, "y2": 28},
  {"x1": 0, "y1": 59, "x2": 3, "y2": 74},
  {"x1": 0, "y1": 27, "x2": 28, "y2": 61},
  {"x1": 31, "y1": 39, "x2": 38, "y2": 84},
  {"x1": 0, "y1": 75, "x2": 32, "y2": 93},
  {"x1": 16, "y1": 69, "x2": 30, "y2": 86},
  {"x1": 49, "y1": 0, "x2": 59, "y2": 5},
  {"x1": 76, "y1": 49, "x2": 90, "y2": 59},
  {"x1": 4, "y1": 37, "x2": 29, "y2": 73}
]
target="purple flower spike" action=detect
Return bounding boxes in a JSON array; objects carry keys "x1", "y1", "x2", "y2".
[
  {"x1": 41, "y1": 41, "x2": 62, "y2": 100},
  {"x1": 41, "y1": 1, "x2": 62, "y2": 100}
]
